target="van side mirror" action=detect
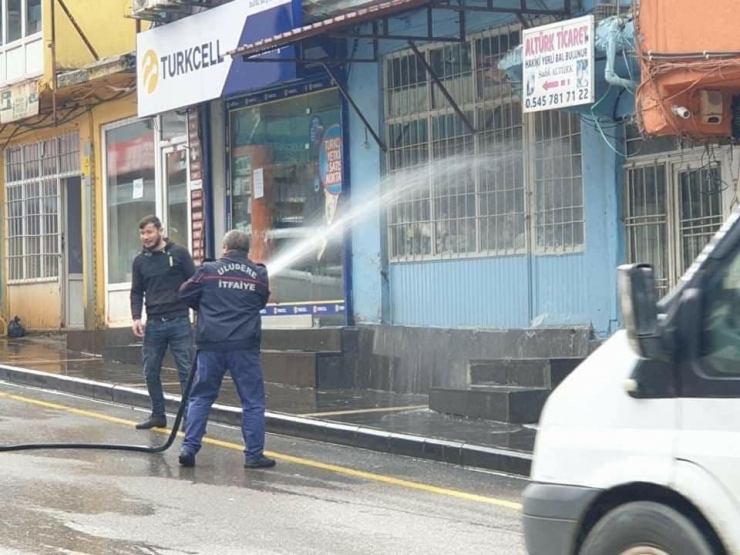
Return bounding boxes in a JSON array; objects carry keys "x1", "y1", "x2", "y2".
[{"x1": 618, "y1": 264, "x2": 664, "y2": 359}]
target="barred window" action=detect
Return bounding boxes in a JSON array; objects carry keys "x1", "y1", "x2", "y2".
[
  {"x1": 533, "y1": 111, "x2": 584, "y2": 253},
  {"x1": 384, "y1": 25, "x2": 583, "y2": 262},
  {"x1": 385, "y1": 26, "x2": 527, "y2": 261},
  {"x1": 5, "y1": 134, "x2": 79, "y2": 282}
]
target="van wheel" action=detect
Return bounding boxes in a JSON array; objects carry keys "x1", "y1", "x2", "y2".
[{"x1": 579, "y1": 501, "x2": 714, "y2": 555}]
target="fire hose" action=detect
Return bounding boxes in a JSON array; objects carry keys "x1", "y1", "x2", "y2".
[{"x1": 0, "y1": 356, "x2": 197, "y2": 454}]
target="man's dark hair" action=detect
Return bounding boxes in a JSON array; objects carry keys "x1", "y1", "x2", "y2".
[
  {"x1": 139, "y1": 215, "x2": 162, "y2": 230},
  {"x1": 223, "y1": 230, "x2": 250, "y2": 253}
]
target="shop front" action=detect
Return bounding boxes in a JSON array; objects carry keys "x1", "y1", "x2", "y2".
[
  {"x1": 225, "y1": 79, "x2": 346, "y2": 325},
  {"x1": 102, "y1": 112, "x2": 196, "y2": 326},
  {"x1": 135, "y1": 0, "x2": 349, "y2": 328}
]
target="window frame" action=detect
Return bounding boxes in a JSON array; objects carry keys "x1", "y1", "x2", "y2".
[
  {"x1": 382, "y1": 24, "x2": 585, "y2": 263},
  {"x1": 624, "y1": 142, "x2": 737, "y2": 293},
  {"x1": 2, "y1": 0, "x2": 42, "y2": 47},
  {"x1": 4, "y1": 133, "x2": 80, "y2": 284}
]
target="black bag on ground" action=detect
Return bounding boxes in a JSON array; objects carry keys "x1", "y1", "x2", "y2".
[{"x1": 8, "y1": 316, "x2": 25, "y2": 338}]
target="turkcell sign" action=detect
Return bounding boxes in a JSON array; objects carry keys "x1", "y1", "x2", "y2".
[{"x1": 137, "y1": 0, "x2": 301, "y2": 117}]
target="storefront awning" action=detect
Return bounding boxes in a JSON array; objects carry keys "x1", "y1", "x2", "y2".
[
  {"x1": 229, "y1": 0, "x2": 573, "y2": 60},
  {"x1": 228, "y1": 0, "x2": 573, "y2": 151},
  {"x1": 230, "y1": 0, "x2": 438, "y2": 59}
]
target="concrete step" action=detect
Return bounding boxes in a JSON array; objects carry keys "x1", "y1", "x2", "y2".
[
  {"x1": 71, "y1": 327, "x2": 358, "y2": 357},
  {"x1": 469, "y1": 357, "x2": 583, "y2": 389},
  {"x1": 102, "y1": 345, "x2": 347, "y2": 390},
  {"x1": 429, "y1": 386, "x2": 549, "y2": 424},
  {"x1": 261, "y1": 350, "x2": 345, "y2": 389},
  {"x1": 261, "y1": 327, "x2": 358, "y2": 353}
]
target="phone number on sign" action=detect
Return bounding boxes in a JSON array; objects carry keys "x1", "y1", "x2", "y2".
[{"x1": 525, "y1": 89, "x2": 590, "y2": 110}]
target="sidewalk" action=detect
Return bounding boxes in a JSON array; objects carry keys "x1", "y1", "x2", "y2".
[{"x1": 0, "y1": 334, "x2": 535, "y2": 476}]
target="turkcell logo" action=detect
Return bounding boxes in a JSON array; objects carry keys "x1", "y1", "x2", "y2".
[
  {"x1": 141, "y1": 49, "x2": 159, "y2": 94},
  {"x1": 160, "y1": 40, "x2": 226, "y2": 79},
  {"x1": 141, "y1": 41, "x2": 226, "y2": 95}
]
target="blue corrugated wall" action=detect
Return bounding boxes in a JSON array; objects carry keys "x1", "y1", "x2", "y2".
[{"x1": 348, "y1": 1, "x2": 626, "y2": 336}]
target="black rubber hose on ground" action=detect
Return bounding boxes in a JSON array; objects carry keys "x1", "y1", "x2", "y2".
[{"x1": 0, "y1": 354, "x2": 198, "y2": 454}]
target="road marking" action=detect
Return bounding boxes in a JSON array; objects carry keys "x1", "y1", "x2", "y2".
[
  {"x1": 120, "y1": 382, "x2": 183, "y2": 387},
  {"x1": 0, "y1": 390, "x2": 523, "y2": 512},
  {"x1": 3, "y1": 358, "x2": 102, "y2": 365},
  {"x1": 301, "y1": 405, "x2": 428, "y2": 417}
]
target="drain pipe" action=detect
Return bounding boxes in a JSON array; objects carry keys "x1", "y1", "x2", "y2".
[{"x1": 605, "y1": 17, "x2": 637, "y2": 91}]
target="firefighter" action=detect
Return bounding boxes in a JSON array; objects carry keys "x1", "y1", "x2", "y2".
[{"x1": 177, "y1": 230, "x2": 275, "y2": 469}]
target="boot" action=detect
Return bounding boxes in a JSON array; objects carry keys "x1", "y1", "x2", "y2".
[
  {"x1": 244, "y1": 455, "x2": 276, "y2": 469},
  {"x1": 136, "y1": 415, "x2": 167, "y2": 430},
  {"x1": 178, "y1": 449, "x2": 196, "y2": 467}
]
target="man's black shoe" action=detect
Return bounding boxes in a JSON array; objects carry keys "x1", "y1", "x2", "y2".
[
  {"x1": 135, "y1": 415, "x2": 167, "y2": 430},
  {"x1": 179, "y1": 449, "x2": 195, "y2": 467},
  {"x1": 244, "y1": 455, "x2": 276, "y2": 469}
]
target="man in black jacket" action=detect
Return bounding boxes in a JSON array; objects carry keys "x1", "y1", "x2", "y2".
[
  {"x1": 177, "y1": 229, "x2": 275, "y2": 469},
  {"x1": 130, "y1": 215, "x2": 196, "y2": 430}
]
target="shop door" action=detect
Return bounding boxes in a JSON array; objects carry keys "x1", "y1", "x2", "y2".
[
  {"x1": 62, "y1": 176, "x2": 84, "y2": 328},
  {"x1": 161, "y1": 146, "x2": 190, "y2": 250}
]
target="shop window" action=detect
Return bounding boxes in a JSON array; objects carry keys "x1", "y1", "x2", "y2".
[
  {"x1": 4, "y1": 134, "x2": 79, "y2": 282},
  {"x1": 478, "y1": 105, "x2": 525, "y2": 253},
  {"x1": 229, "y1": 89, "x2": 344, "y2": 304},
  {"x1": 164, "y1": 148, "x2": 189, "y2": 248},
  {"x1": 386, "y1": 53, "x2": 428, "y2": 119},
  {"x1": 105, "y1": 120, "x2": 156, "y2": 284},
  {"x1": 533, "y1": 110, "x2": 584, "y2": 253},
  {"x1": 431, "y1": 112, "x2": 476, "y2": 256},
  {"x1": 428, "y1": 43, "x2": 474, "y2": 110},
  {"x1": 384, "y1": 24, "x2": 556, "y2": 262}
]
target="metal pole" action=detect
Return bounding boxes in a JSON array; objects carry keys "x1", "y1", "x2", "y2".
[
  {"x1": 321, "y1": 63, "x2": 387, "y2": 152},
  {"x1": 56, "y1": 0, "x2": 99, "y2": 61},
  {"x1": 51, "y1": 0, "x2": 57, "y2": 126},
  {"x1": 407, "y1": 41, "x2": 476, "y2": 135}
]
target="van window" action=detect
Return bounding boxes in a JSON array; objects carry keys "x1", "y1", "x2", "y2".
[{"x1": 702, "y1": 251, "x2": 740, "y2": 375}]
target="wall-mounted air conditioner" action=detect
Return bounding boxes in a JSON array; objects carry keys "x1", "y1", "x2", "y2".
[{"x1": 132, "y1": 0, "x2": 188, "y2": 17}]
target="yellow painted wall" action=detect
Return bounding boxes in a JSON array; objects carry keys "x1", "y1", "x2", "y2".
[
  {"x1": 7, "y1": 282, "x2": 62, "y2": 330},
  {"x1": 43, "y1": 0, "x2": 150, "y2": 83},
  {"x1": 0, "y1": 92, "x2": 138, "y2": 330}
]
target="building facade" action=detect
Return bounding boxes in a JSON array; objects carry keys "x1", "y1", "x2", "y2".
[
  {"x1": 10, "y1": 0, "x2": 728, "y2": 398},
  {"x1": 0, "y1": 0, "x2": 147, "y2": 330},
  {"x1": 132, "y1": 0, "x2": 352, "y2": 329},
  {"x1": 230, "y1": 0, "x2": 628, "y2": 337}
]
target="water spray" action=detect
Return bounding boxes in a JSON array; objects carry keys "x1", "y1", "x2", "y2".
[
  {"x1": 0, "y1": 150, "x2": 517, "y2": 454},
  {"x1": 265, "y1": 153, "x2": 509, "y2": 277}
]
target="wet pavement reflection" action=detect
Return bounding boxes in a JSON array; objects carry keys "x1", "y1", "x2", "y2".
[
  {"x1": 0, "y1": 335, "x2": 536, "y2": 454},
  {"x1": 0, "y1": 382, "x2": 526, "y2": 555}
]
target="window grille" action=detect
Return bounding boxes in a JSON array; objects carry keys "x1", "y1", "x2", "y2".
[
  {"x1": 383, "y1": 25, "x2": 583, "y2": 261},
  {"x1": 533, "y1": 110, "x2": 584, "y2": 253},
  {"x1": 5, "y1": 133, "x2": 79, "y2": 282}
]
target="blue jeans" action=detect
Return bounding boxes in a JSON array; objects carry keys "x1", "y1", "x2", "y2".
[
  {"x1": 182, "y1": 349, "x2": 266, "y2": 462},
  {"x1": 142, "y1": 316, "x2": 193, "y2": 417}
]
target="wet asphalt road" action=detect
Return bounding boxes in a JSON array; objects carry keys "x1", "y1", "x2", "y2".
[{"x1": 0, "y1": 382, "x2": 527, "y2": 555}]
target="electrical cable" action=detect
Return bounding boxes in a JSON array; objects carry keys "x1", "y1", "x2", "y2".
[{"x1": 0, "y1": 355, "x2": 197, "y2": 454}]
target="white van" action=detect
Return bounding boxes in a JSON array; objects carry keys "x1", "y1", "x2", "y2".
[{"x1": 523, "y1": 208, "x2": 740, "y2": 555}]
